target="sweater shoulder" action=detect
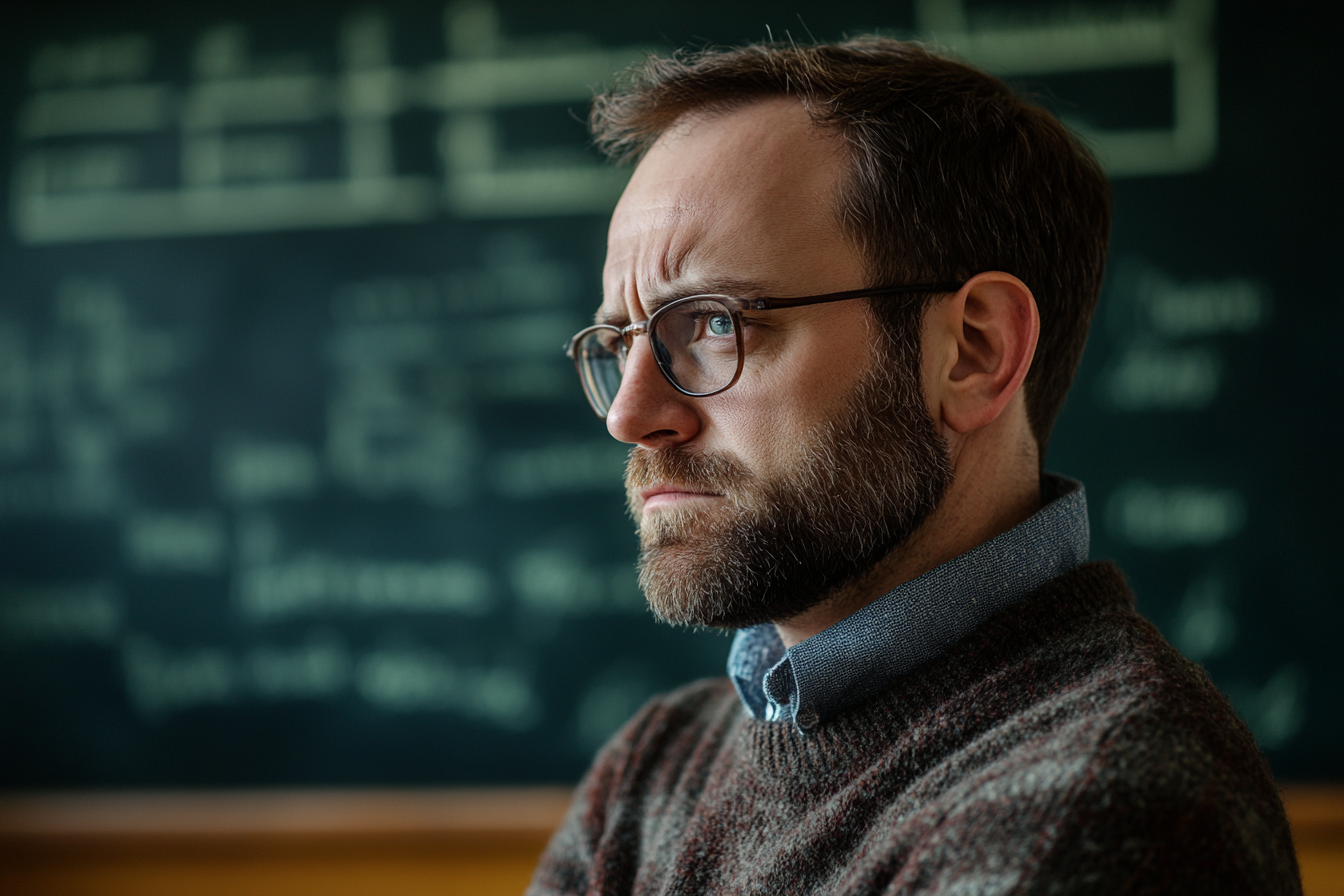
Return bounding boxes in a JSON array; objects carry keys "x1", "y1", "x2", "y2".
[
  {"x1": 972, "y1": 561, "x2": 1268, "y2": 778},
  {"x1": 651, "y1": 675, "x2": 739, "y2": 714},
  {"x1": 1022, "y1": 562, "x2": 1254, "y2": 747},
  {"x1": 616, "y1": 676, "x2": 740, "y2": 752},
  {"x1": 527, "y1": 677, "x2": 742, "y2": 895},
  {"x1": 588, "y1": 676, "x2": 741, "y2": 790},
  {"x1": 945, "y1": 562, "x2": 1300, "y2": 892}
]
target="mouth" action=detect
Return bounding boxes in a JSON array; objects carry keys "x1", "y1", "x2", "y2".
[{"x1": 639, "y1": 484, "x2": 723, "y2": 511}]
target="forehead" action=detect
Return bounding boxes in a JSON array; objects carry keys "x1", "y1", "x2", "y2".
[{"x1": 601, "y1": 97, "x2": 862, "y2": 321}]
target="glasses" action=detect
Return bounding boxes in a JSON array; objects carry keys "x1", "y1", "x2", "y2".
[{"x1": 564, "y1": 282, "x2": 962, "y2": 418}]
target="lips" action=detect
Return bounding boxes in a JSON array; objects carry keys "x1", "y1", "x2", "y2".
[{"x1": 639, "y1": 484, "x2": 722, "y2": 509}]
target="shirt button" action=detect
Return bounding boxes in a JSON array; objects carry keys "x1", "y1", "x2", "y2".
[{"x1": 796, "y1": 707, "x2": 819, "y2": 730}]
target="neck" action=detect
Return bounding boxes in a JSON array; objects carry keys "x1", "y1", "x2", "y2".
[{"x1": 773, "y1": 408, "x2": 1040, "y2": 648}]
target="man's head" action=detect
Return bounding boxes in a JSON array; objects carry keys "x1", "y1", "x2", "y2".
[{"x1": 586, "y1": 39, "x2": 1111, "y2": 630}]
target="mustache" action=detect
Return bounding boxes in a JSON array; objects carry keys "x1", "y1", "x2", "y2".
[{"x1": 625, "y1": 447, "x2": 753, "y2": 506}]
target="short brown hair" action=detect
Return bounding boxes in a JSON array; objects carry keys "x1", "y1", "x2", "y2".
[{"x1": 590, "y1": 38, "x2": 1112, "y2": 458}]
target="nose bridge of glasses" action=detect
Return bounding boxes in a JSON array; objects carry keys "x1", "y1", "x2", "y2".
[{"x1": 620, "y1": 319, "x2": 650, "y2": 350}]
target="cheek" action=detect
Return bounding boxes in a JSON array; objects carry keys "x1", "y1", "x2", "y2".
[
  {"x1": 698, "y1": 392, "x2": 787, "y2": 470},
  {"x1": 695, "y1": 308, "x2": 877, "y2": 470},
  {"x1": 702, "y1": 351, "x2": 859, "y2": 472}
]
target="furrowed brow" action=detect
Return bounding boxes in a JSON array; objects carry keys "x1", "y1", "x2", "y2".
[
  {"x1": 595, "y1": 277, "x2": 780, "y2": 328},
  {"x1": 668, "y1": 276, "x2": 777, "y2": 300},
  {"x1": 642, "y1": 277, "x2": 780, "y2": 313},
  {"x1": 596, "y1": 306, "x2": 630, "y2": 328}
]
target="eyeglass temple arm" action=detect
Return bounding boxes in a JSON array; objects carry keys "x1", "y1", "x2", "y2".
[
  {"x1": 563, "y1": 283, "x2": 961, "y2": 353},
  {"x1": 746, "y1": 282, "x2": 963, "y2": 311}
]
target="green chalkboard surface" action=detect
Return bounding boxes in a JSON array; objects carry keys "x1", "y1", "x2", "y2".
[{"x1": 1, "y1": 0, "x2": 1339, "y2": 787}]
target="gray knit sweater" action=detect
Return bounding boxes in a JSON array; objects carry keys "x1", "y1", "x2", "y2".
[{"x1": 528, "y1": 562, "x2": 1301, "y2": 895}]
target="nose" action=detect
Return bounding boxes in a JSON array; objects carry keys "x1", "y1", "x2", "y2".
[{"x1": 605, "y1": 336, "x2": 703, "y2": 449}]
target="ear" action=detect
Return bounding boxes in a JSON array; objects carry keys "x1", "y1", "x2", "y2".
[{"x1": 926, "y1": 272, "x2": 1039, "y2": 435}]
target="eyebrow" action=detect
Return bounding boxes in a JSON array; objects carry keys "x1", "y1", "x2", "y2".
[{"x1": 596, "y1": 276, "x2": 781, "y2": 327}]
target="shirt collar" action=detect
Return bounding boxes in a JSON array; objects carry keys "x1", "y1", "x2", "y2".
[{"x1": 727, "y1": 473, "x2": 1090, "y2": 734}]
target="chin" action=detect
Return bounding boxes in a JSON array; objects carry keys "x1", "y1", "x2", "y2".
[
  {"x1": 637, "y1": 502, "x2": 717, "y2": 551},
  {"x1": 639, "y1": 537, "x2": 803, "y2": 631},
  {"x1": 637, "y1": 531, "x2": 753, "y2": 628}
]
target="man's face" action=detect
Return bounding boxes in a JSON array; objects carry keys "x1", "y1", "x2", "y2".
[{"x1": 599, "y1": 98, "x2": 951, "y2": 628}]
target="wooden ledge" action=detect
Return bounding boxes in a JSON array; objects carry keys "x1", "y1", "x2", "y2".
[
  {"x1": 1283, "y1": 786, "x2": 1344, "y2": 838},
  {"x1": 0, "y1": 789, "x2": 576, "y2": 896},
  {"x1": 0, "y1": 786, "x2": 1339, "y2": 896},
  {"x1": 0, "y1": 787, "x2": 573, "y2": 840}
]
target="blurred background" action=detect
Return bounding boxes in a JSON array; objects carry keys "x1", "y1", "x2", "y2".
[{"x1": 0, "y1": 0, "x2": 1339, "y2": 888}]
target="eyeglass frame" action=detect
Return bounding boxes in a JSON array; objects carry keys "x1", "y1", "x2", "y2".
[{"x1": 563, "y1": 281, "x2": 964, "y2": 417}]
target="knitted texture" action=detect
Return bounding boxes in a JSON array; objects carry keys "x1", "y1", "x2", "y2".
[{"x1": 528, "y1": 563, "x2": 1301, "y2": 895}]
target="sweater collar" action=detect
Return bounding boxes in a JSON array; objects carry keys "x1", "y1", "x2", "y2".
[{"x1": 727, "y1": 473, "x2": 1090, "y2": 734}]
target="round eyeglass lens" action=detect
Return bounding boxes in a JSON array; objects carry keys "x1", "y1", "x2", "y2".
[
  {"x1": 575, "y1": 328, "x2": 624, "y2": 416},
  {"x1": 651, "y1": 298, "x2": 741, "y2": 395}
]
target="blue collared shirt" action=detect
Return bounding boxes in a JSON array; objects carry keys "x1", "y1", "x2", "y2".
[{"x1": 727, "y1": 474, "x2": 1090, "y2": 733}]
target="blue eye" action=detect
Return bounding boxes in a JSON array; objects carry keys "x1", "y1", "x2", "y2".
[{"x1": 708, "y1": 314, "x2": 734, "y2": 336}]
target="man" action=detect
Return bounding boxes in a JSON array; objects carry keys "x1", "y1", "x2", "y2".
[{"x1": 530, "y1": 38, "x2": 1301, "y2": 894}]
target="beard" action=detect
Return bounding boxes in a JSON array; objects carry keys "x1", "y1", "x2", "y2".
[{"x1": 626, "y1": 329, "x2": 954, "y2": 629}]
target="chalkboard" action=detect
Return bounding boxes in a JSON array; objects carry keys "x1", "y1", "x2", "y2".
[{"x1": 1, "y1": 0, "x2": 1338, "y2": 787}]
